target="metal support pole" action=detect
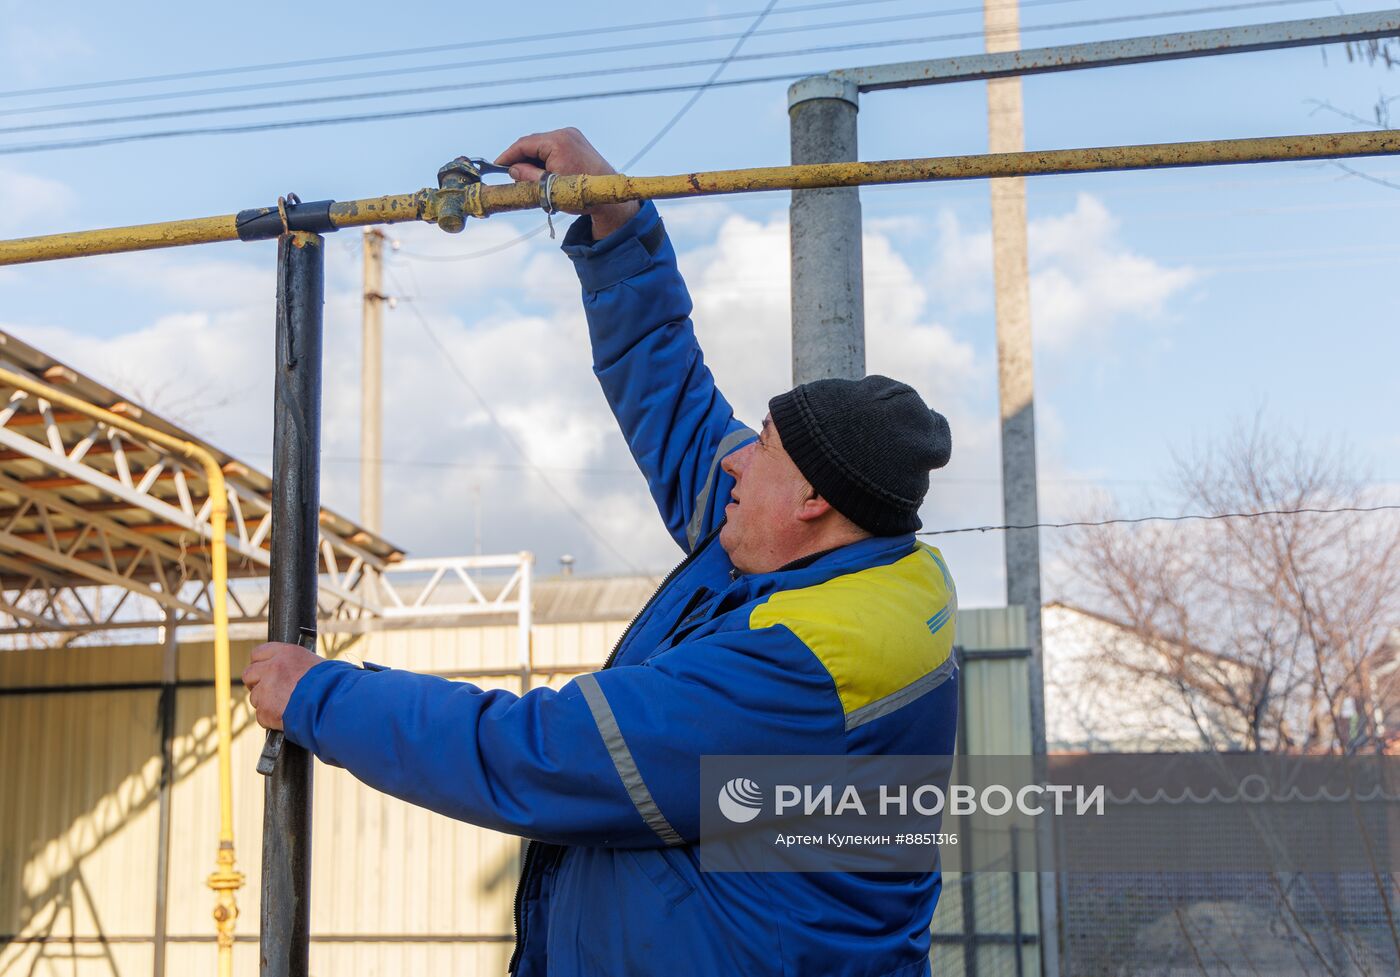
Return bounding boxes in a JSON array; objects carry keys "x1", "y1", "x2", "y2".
[
  {"x1": 517, "y1": 552, "x2": 533, "y2": 697},
  {"x1": 788, "y1": 76, "x2": 864, "y2": 384},
  {"x1": 152, "y1": 608, "x2": 177, "y2": 977},
  {"x1": 261, "y1": 231, "x2": 324, "y2": 977},
  {"x1": 361, "y1": 229, "x2": 384, "y2": 533},
  {"x1": 983, "y1": 3, "x2": 1057, "y2": 974}
]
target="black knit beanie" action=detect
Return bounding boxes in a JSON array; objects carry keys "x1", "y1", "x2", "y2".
[{"x1": 768, "y1": 375, "x2": 951, "y2": 536}]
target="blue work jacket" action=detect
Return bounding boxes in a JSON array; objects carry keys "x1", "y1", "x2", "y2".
[{"x1": 282, "y1": 201, "x2": 959, "y2": 976}]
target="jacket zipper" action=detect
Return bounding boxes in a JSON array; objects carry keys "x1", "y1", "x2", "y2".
[
  {"x1": 602, "y1": 526, "x2": 717, "y2": 669},
  {"x1": 507, "y1": 527, "x2": 722, "y2": 973}
]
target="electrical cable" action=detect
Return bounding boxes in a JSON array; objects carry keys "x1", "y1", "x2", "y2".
[
  {"x1": 617, "y1": 0, "x2": 781, "y2": 170},
  {"x1": 0, "y1": 0, "x2": 1093, "y2": 113},
  {"x1": 385, "y1": 268, "x2": 645, "y2": 572},
  {"x1": 365, "y1": 0, "x2": 782, "y2": 552},
  {"x1": 916, "y1": 503, "x2": 1400, "y2": 536},
  {"x1": 242, "y1": 452, "x2": 1400, "y2": 487},
  {"x1": 0, "y1": 6, "x2": 1156, "y2": 135},
  {"x1": 254, "y1": 454, "x2": 642, "y2": 475},
  {"x1": 397, "y1": 0, "x2": 780, "y2": 261},
  {"x1": 0, "y1": 74, "x2": 799, "y2": 156},
  {"x1": 0, "y1": 0, "x2": 931, "y2": 101},
  {"x1": 0, "y1": 0, "x2": 1328, "y2": 156},
  {"x1": 370, "y1": 0, "x2": 784, "y2": 550},
  {"x1": 0, "y1": 2, "x2": 795, "y2": 151},
  {"x1": 394, "y1": 224, "x2": 551, "y2": 262}
]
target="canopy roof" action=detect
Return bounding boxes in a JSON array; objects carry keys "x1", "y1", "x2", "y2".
[{"x1": 0, "y1": 329, "x2": 406, "y2": 638}]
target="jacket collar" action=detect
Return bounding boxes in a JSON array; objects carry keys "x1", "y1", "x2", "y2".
[{"x1": 727, "y1": 533, "x2": 917, "y2": 600}]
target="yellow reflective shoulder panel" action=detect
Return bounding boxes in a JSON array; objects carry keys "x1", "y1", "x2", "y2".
[{"x1": 749, "y1": 544, "x2": 956, "y2": 721}]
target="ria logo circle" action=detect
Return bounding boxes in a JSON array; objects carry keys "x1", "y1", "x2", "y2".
[{"x1": 717, "y1": 778, "x2": 763, "y2": 823}]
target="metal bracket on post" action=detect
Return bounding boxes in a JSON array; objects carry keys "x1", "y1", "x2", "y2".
[
  {"x1": 260, "y1": 228, "x2": 324, "y2": 977},
  {"x1": 787, "y1": 74, "x2": 865, "y2": 385},
  {"x1": 788, "y1": 75, "x2": 859, "y2": 109},
  {"x1": 235, "y1": 196, "x2": 337, "y2": 242}
]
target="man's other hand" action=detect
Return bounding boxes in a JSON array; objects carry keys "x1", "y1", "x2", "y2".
[
  {"x1": 242, "y1": 641, "x2": 324, "y2": 731},
  {"x1": 495, "y1": 127, "x2": 640, "y2": 240}
]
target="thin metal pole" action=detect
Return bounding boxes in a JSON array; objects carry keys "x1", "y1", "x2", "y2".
[
  {"x1": 955, "y1": 675, "x2": 978, "y2": 977},
  {"x1": 788, "y1": 76, "x2": 864, "y2": 383},
  {"x1": 152, "y1": 608, "x2": 178, "y2": 977},
  {"x1": 1010, "y1": 827, "x2": 1025, "y2": 977},
  {"x1": 517, "y1": 552, "x2": 532, "y2": 699},
  {"x1": 983, "y1": 3, "x2": 1058, "y2": 974},
  {"x1": 261, "y1": 230, "x2": 324, "y2": 977},
  {"x1": 360, "y1": 229, "x2": 384, "y2": 533}
]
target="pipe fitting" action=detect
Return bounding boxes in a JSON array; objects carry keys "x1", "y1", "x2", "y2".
[
  {"x1": 435, "y1": 157, "x2": 484, "y2": 233},
  {"x1": 787, "y1": 75, "x2": 859, "y2": 111}
]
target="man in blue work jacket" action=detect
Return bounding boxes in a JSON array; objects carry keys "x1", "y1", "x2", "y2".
[{"x1": 244, "y1": 128, "x2": 958, "y2": 977}]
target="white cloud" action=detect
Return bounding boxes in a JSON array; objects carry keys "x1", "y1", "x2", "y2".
[
  {"x1": 1028, "y1": 194, "x2": 1199, "y2": 348},
  {"x1": 925, "y1": 193, "x2": 1198, "y2": 350},
  {"x1": 926, "y1": 210, "x2": 994, "y2": 318},
  {"x1": 0, "y1": 193, "x2": 1197, "y2": 601},
  {"x1": 0, "y1": 167, "x2": 77, "y2": 237},
  {"x1": 13, "y1": 307, "x2": 271, "y2": 435}
]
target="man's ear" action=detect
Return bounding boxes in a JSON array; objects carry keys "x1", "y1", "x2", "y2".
[{"x1": 796, "y1": 491, "x2": 832, "y2": 523}]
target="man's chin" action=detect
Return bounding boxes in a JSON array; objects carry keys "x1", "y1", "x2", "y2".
[{"x1": 718, "y1": 521, "x2": 739, "y2": 558}]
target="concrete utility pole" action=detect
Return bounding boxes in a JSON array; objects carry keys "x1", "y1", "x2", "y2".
[
  {"x1": 983, "y1": 2, "x2": 1058, "y2": 975},
  {"x1": 361, "y1": 229, "x2": 385, "y2": 533},
  {"x1": 788, "y1": 76, "x2": 864, "y2": 384}
]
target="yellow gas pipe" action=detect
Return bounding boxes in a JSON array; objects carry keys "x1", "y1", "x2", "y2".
[
  {"x1": 0, "y1": 367, "x2": 243, "y2": 977},
  {"x1": 0, "y1": 129, "x2": 1396, "y2": 266}
]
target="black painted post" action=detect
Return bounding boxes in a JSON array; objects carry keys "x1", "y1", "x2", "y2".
[{"x1": 261, "y1": 231, "x2": 324, "y2": 977}]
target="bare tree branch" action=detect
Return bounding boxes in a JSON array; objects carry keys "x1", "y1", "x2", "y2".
[{"x1": 1059, "y1": 421, "x2": 1400, "y2": 755}]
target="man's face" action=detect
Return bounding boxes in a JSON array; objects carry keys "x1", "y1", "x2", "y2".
[{"x1": 718, "y1": 415, "x2": 814, "y2": 574}]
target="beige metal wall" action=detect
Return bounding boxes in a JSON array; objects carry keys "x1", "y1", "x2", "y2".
[
  {"x1": 932, "y1": 607, "x2": 1040, "y2": 977},
  {"x1": 1, "y1": 621, "x2": 624, "y2": 977},
  {"x1": 2, "y1": 609, "x2": 1029, "y2": 977},
  {"x1": 0, "y1": 649, "x2": 164, "y2": 977}
]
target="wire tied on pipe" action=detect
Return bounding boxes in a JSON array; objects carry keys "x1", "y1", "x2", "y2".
[
  {"x1": 275, "y1": 193, "x2": 298, "y2": 235},
  {"x1": 539, "y1": 173, "x2": 559, "y2": 238}
]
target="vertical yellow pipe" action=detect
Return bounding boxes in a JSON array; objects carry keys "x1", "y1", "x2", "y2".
[{"x1": 0, "y1": 367, "x2": 243, "y2": 975}]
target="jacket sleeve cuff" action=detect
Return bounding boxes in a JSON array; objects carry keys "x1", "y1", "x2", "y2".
[
  {"x1": 560, "y1": 200, "x2": 662, "y2": 293},
  {"x1": 281, "y1": 658, "x2": 360, "y2": 754}
]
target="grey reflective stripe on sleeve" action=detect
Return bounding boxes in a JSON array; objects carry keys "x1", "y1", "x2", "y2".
[
  {"x1": 685, "y1": 426, "x2": 757, "y2": 550},
  {"x1": 576, "y1": 673, "x2": 685, "y2": 846},
  {"x1": 844, "y1": 655, "x2": 959, "y2": 732}
]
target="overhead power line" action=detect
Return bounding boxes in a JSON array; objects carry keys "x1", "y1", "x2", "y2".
[
  {"x1": 0, "y1": 0, "x2": 1086, "y2": 109},
  {"x1": 916, "y1": 504, "x2": 1400, "y2": 537},
  {"x1": 0, "y1": 74, "x2": 797, "y2": 156},
  {"x1": 247, "y1": 452, "x2": 1400, "y2": 487},
  {"x1": 356, "y1": 0, "x2": 777, "y2": 551},
  {"x1": 617, "y1": 0, "x2": 780, "y2": 170},
  {"x1": 398, "y1": 0, "x2": 777, "y2": 265},
  {"x1": 0, "y1": 0, "x2": 909, "y2": 101},
  {"x1": 0, "y1": 1, "x2": 827, "y2": 139},
  {"x1": 384, "y1": 268, "x2": 644, "y2": 573},
  {"x1": 0, "y1": 0, "x2": 1328, "y2": 157},
  {"x1": 0, "y1": 2, "x2": 1105, "y2": 127}
]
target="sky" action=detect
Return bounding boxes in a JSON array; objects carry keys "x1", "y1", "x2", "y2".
[{"x1": 0, "y1": 0, "x2": 1397, "y2": 607}]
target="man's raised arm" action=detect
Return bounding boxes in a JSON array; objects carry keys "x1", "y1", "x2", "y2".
[{"x1": 496, "y1": 129, "x2": 755, "y2": 552}]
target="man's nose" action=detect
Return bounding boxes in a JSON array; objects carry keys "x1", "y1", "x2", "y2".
[{"x1": 721, "y1": 442, "x2": 753, "y2": 479}]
